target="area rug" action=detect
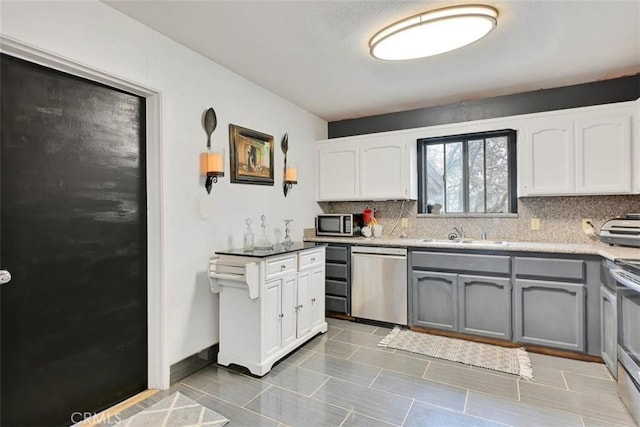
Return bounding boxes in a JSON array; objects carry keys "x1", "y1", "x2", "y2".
[
  {"x1": 379, "y1": 327, "x2": 533, "y2": 380},
  {"x1": 117, "y1": 392, "x2": 229, "y2": 427}
]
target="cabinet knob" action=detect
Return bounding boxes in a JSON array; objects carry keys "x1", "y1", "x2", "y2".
[
  {"x1": 299, "y1": 304, "x2": 303, "y2": 309},
  {"x1": 279, "y1": 313, "x2": 284, "y2": 318},
  {"x1": 281, "y1": 265, "x2": 286, "y2": 270},
  {"x1": 310, "y1": 258, "x2": 315, "y2": 262},
  {"x1": 311, "y1": 298, "x2": 316, "y2": 303}
]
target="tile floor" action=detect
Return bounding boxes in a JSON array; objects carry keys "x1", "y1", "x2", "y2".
[{"x1": 113, "y1": 318, "x2": 636, "y2": 427}]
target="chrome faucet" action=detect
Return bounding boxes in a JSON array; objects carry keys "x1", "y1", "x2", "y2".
[{"x1": 453, "y1": 226, "x2": 464, "y2": 240}]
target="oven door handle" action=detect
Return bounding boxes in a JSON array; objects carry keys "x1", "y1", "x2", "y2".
[{"x1": 610, "y1": 269, "x2": 640, "y2": 293}]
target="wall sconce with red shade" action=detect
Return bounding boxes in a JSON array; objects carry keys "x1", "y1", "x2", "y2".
[{"x1": 201, "y1": 107, "x2": 224, "y2": 194}]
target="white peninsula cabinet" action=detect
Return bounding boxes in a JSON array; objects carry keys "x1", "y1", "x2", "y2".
[
  {"x1": 317, "y1": 133, "x2": 417, "y2": 201},
  {"x1": 519, "y1": 102, "x2": 637, "y2": 196},
  {"x1": 208, "y1": 245, "x2": 327, "y2": 376}
]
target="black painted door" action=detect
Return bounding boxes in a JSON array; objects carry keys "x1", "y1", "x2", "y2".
[{"x1": 0, "y1": 54, "x2": 147, "y2": 426}]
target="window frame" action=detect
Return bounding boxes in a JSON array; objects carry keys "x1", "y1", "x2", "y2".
[{"x1": 417, "y1": 129, "x2": 518, "y2": 214}]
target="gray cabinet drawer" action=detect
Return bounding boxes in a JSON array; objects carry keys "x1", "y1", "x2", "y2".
[
  {"x1": 326, "y1": 263, "x2": 348, "y2": 280},
  {"x1": 326, "y1": 279, "x2": 348, "y2": 297},
  {"x1": 412, "y1": 251, "x2": 510, "y2": 275},
  {"x1": 326, "y1": 246, "x2": 349, "y2": 263},
  {"x1": 514, "y1": 257, "x2": 585, "y2": 281},
  {"x1": 326, "y1": 295, "x2": 348, "y2": 314}
]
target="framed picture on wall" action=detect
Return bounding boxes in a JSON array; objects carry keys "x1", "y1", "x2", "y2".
[{"x1": 228, "y1": 124, "x2": 274, "y2": 186}]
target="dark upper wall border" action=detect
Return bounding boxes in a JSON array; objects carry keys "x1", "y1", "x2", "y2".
[{"x1": 328, "y1": 74, "x2": 640, "y2": 138}]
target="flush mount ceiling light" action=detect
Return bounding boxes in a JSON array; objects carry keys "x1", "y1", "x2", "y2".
[{"x1": 369, "y1": 5, "x2": 498, "y2": 61}]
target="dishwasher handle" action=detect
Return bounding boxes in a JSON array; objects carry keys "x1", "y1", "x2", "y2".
[
  {"x1": 352, "y1": 253, "x2": 407, "y2": 261},
  {"x1": 351, "y1": 246, "x2": 407, "y2": 256}
]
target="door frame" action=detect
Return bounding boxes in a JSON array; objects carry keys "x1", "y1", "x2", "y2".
[{"x1": 0, "y1": 35, "x2": 168, "y2": 389}]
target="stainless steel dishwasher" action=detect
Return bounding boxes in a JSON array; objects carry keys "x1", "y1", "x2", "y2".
[{"x1": 351, "y1": 246, "x2": 408, "y2": 325}]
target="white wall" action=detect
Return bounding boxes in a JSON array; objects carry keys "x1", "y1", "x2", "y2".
[{"x1": 1, "y1": 0, "x2": 326, "y2": 379}]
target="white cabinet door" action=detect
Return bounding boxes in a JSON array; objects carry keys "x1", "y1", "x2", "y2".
[
  {"x1": 309, "y1": 266, "x2": 325, "y2": 329},
  {"x1": 281, "y1": 274, "x2": 298, "y2": 348},
  {"x1": 576, "y1": 116, "x2": 632, "y2": 194},
  {"x1": 359, "y1": 136, "x2": 411, "y2": 200},
  {"x1": 522, "y1": 119, "x2": 575, "y2": 195},
  {"x1": 317, "y1": 141, "x2": 359, "y2": 201},
  {"x1": 296, "y1": 270, "x2": 311, "y2": 337},
  {"x1": 264, "y1": 280, "x2": 282, "y2": 358}
]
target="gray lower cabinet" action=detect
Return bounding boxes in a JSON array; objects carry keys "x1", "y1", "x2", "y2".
[
  {"x1": 412, "y1": 271, "x2": 512, "y2": 339},
  {"x1": 459, "y1": 274, "x2": 512, "y2": 340},
  {"x1": 600, "y1": 284, "x2": 617, "y2": 377},
  {"x1": 411, "y1": 251, "x2": 512, "y2": 339},
  {"x1": 324, "y1": 244, "x2": 350, "y2": 314},
  {"x1": 514, "y1": 279, "x2": 586, "y2": 352},
  {"x1": 412, "y1": 271, "x2": 458, "y2": 331}
]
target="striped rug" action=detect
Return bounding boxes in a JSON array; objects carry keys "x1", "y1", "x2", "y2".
[{"x1": 379, "y1": 327, "x2": 533, "y2": 380}]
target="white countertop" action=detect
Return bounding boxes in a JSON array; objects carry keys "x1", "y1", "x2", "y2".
[{"x1": 304, "y1": 236, "x2": 640, "y2": 261}]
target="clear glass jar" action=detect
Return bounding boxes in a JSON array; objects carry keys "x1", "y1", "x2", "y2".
[{"x1": 243, "y1": 218, "x2": 254, "y2": 252}]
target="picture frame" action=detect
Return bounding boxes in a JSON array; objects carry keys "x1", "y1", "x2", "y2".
[{"x1": 228, "y1": 124, "x2": 275, "y2": 186}]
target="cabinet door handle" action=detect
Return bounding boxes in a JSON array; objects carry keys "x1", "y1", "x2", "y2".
[
  {"x1": 298, "y1": 304, "x2": 303, "y2": 309},
  {"x1": 281, "y1": 265, "x2": 286, "y2": 270},
  {"x1": 311, "y1": 298, "x2": 316, "y2": 303},
  {"x1": 278, "y1": 313, "x2": 284, "y2": 318},
  {"x1": 310, "y1": 258, "x2": 316, "y2": 262}
]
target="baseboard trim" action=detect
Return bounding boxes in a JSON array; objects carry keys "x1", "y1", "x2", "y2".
[
  {"x1": 326, "y1": 312, "x2": 355, "y2": 321},
  {"x1": 169, "y1": 344, "x2": 218, "y2": 385},
  {"x1": 410, "y1": 326, "x2": 603, "y2": 363}
]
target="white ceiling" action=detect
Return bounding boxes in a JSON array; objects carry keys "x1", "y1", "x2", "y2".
[{"x1": 104, "y1": 0, "x2": 640, "y2": 122}]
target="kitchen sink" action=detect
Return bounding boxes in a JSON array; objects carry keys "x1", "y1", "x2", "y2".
[{"x1": 421, "y1": 239, "x2": 509, "y2": 246}]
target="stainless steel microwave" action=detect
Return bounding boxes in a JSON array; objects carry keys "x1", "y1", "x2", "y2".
[{"x1": 315, "y1": 214, "x2": 355, "y2": 237}]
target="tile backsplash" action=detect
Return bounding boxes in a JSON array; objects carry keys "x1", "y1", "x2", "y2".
[{"x1": 319, "y1": 195, "x2": 640, "y2": 244}]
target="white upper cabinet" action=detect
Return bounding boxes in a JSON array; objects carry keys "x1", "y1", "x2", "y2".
[
  {"x1": 317, "y1": 100, "x2": 638, "y2": 201},
  {"x1": 359, "y1": 135, "x2": 412, "y2": 200},
  {"x1": 519, "y1": 102, "x2": 637, "y2": 196},
  {"x1": 523, "y1": 118, "x2": 576, "y2": 195},
  {"x1": 316, "y1": 140, "x2": 359, "y2": 201},
  {"x1": 575, "y1": 116, "x2": 632, "y2": 194},
  {"x1": 317, "y1": 134, "x2": 416, "y2": 201}
]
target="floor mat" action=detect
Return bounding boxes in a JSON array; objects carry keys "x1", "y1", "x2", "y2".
[
  {"x1": 379, "y1": 327, "x2": 533, "y2": 380},
  {"x1": 117, "y1": 392, "x2": 229, "y2": 427}
]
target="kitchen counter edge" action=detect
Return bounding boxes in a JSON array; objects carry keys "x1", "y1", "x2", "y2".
[
  {"x1": 215, "y1": 242, "x2": 326, "y2": 258},
  {"x1": 303, "y1": 237, "x2": 639, "y2": 261}
]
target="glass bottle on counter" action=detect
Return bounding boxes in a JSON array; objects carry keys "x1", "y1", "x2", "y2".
[
  {"x1": 283, "y1": 219, "x2": 293, "y2": 247},
  {"x1": 254, "y1": 215, "x2": 273, "y2": 250},
  {"x1": 243, "y1": 218, "x2": 254, "y2": 252}
]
